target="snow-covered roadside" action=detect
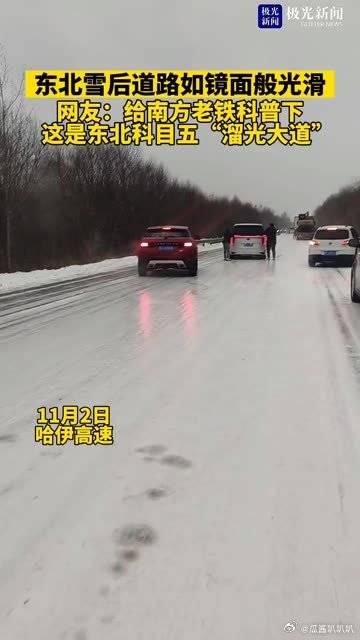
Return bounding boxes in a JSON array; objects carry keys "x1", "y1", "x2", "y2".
[{"x1": 0, "y1": 242, "x2": 222, "y2": 293}]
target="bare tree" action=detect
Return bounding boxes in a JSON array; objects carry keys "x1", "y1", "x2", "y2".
[
  {"x1": 0, "y1": 51, "x2": 292, "y2": 272},
  {"x1": 0, "y1": 52, "x2": 42, "y2": 271},
  {"x1": 314, "y1": 181, "x2": 360, "y2": 230}
]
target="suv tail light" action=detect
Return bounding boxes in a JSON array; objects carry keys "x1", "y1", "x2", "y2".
[
  {"x1": 341, "y1": 239, "x2": 350, "y2": 245},
  {"x1": 262, "y1": 235, "x2": 267, "y2": 246},
  {"x1": 309, "y1": 240, "x2": 319, "y2": 246},
  {"x1": 140, "y1": 241, "x2": 149, "y2": 247},
  {"x1": 184, "y1": 242, "x2": 193, "y2": 247}
]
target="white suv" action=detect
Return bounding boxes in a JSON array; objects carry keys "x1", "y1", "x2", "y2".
[
  {"x1": 230, "y1": 223, "x2": 267, "y2": 259},
  {"x1": 308, "y1": 225, "x2": 358, "y2": 267}
]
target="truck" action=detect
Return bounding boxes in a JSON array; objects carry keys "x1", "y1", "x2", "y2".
[{"x1": 294, "y1": 212, "x2": 316, "y2": 240}]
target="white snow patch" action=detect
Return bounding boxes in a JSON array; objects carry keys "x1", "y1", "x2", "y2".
[{"x1": 0, "y1": 243, "x2": 222, "y2": 292}]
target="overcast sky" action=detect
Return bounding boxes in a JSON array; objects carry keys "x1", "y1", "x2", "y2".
[{"x1": 2, "y1": 0, "x2": 358, "y2": 217}]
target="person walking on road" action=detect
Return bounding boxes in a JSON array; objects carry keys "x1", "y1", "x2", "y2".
[
  {"x1": 265, "y1": 222, "x2": 277, "y2": 259},
  {"x1": 223, "y1": 227, "x2": 233, "y2": 260}
]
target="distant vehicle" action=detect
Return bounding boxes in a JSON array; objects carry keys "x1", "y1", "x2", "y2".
[
  {"x1": 230, "y1": 223, "x2": 267, "y2": 259},
  {"x1": 295, "y1": 213, "x2": 316, "y2": 240},
  {"x1": 308, "y1": 225, "x2": 358, "y2": 267},
  {"x1": 137, "y1": 225, "x2": 199, "y2": 276},
  {"x1": 349, "y1": 235, "x2": 360, "y2": 301},
  {"x1": 296, "y1": 225, "x2": 316, "y2": 240}
]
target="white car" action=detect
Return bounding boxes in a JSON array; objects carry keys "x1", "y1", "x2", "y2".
[
  {"x1": 308, "y1": 225, "x2": 358, "y2": 267},
  {"x1": 230, "y1": 223, "x2": 267, "y2": 259}
]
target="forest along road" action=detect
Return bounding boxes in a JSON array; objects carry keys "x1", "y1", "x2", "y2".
[{"x1": 1, "y1": 236, "x2": 360, "y2": 639}]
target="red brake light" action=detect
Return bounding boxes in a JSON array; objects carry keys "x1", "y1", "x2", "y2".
[
  {"x1": 262, "y1": 235, "x2": 267, "y2": 246},
  {"x1": 140, "y1": 242, "x2": 148, "y2": 247},
  {"x1": 309, "y1": 240, "x2": 320, "y2": 246},
  {"x1": 184, "y1": 242, "x2": 192, "y2": 247},
  {"x1": 341, "y1": 239, "x2": 350, "y2": 245}
]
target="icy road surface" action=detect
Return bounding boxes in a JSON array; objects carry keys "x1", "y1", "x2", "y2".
[{"x1": 1, "y1": 236, "x2": 360, "y2": 640}]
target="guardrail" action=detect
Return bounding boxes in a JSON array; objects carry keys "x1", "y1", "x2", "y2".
[{"x1": 198, "y1": 237, "x2": 223, "y2": 245}]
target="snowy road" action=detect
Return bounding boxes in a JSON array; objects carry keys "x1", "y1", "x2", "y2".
[
  {"x1": 1, "y1": 236, "x2": 360, "y2": 640},
  {"x1": 0, "y1": 245, "x2": 219, "y2": 334}
]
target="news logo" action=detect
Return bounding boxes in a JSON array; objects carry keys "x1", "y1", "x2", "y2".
[{"x1": 258, "y1": 4, "x2": 283, "y2": 28}]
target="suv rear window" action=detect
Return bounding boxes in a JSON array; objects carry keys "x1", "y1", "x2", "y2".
[
  {"x1": 315, "y1": 228, "x2": 349, "y2": 240},
  {"x1": 297, "y1": 224, "x2": 315, "y2": 232},
  {"x1": 145, "y1": 228, "x2": 190, "y2": 238},
  {"x1": 233, "y1": 224, "x2": 265, "y2": 235}
]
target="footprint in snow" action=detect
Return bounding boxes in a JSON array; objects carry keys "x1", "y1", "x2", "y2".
[
  {"x1": 145, "y1": 487, "x2": 169, "y2": 500},
  {"x1": 136, "y1": 444, "x2": 167, "y2": 456},
  {"x1": 160, "y1": 454, "x2": 192, "y2": 469},
  {"x1": 113, "y1": 524, "x2": 157, "y2": 547},
  {"x1": 0, "y1": 434, "x2": 16, "y2": 443}
]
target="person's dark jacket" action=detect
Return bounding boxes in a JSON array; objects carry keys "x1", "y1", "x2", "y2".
[
  {"x1": 223, "y1": 228, "x2": 233, "y2": 243},
  {"x1": 265, "y1": 225, "x2": 277, "y2": 244}
]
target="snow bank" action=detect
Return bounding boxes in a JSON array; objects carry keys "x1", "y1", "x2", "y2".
[{"x1": 0, "y1": 243, "x2": 222, "y2": 293}]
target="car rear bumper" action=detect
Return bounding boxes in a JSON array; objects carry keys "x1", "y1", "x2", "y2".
[
  {"x1": 308, "y1": 249, "x2": 355, "y2": 257},
  {"x1": 309, "y1": 253, "x2": 355, "y2": 263},
  {"x1": 230, "y1": 250, "x2": 266, "y2": 257},
  {"x1": 146, "y1": 259, "x2": 188, "y2": 269}
]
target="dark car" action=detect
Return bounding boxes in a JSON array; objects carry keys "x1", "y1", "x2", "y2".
[
  {"x1": 349, "y1": 235, "x2": 360, "y2": 302},
  {"x1": 137, "y1": 226, "x2": 199, "y2": 276}
]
